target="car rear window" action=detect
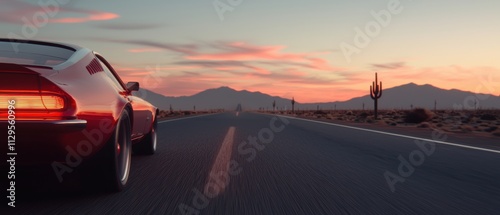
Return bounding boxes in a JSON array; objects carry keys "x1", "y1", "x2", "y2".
[{"x1": 0, "y1": 40, "x2": 75, "y2": 67}]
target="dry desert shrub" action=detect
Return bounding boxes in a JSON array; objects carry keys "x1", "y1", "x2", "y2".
[
  {"x1": 404, "y1": 108, "x2": 433, "y2": 124},
  {"x1": 492, "y1": 131, "x2": 500, "y2": 137},
  {"x1": 484, "y1": 126, "x2": 498, "y2": 133},
  {"x1": 359, "y1": 112, "x2": 369, "y2": 118},
  {"x1": 480, "y1": 114, "x2": 497, "y2": 121}
]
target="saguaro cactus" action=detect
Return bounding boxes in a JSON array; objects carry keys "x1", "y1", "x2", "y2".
[
  {"x1": 272, "y1": 100, "x2": 276, "y2": 112},
  {"x1": 370, "y1": 73, "x2": 383, "y2": 119},
  {"x1": 291, "y1": 97, "x2": 295, "y2": 113}
]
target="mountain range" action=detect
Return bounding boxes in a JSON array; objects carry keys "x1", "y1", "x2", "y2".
[{"x1": 133, "y1": 83, "x2": 500, "y2": 111}]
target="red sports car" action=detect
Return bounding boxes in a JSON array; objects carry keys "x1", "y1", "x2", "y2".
[{"x1": 0, "y1": 39, "x2": 158, "y2": 191}]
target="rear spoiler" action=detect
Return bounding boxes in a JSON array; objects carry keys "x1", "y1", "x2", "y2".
[{"x1": 0, "y1": 63, "x2": 51, "y2": 74}]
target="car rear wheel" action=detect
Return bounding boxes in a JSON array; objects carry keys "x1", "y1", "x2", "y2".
[
  {"x1": 134, "y1": 117, "x2": 157, "y2": 155},
  {"x1": 99, "y1": 110, "x2": 132, "y2": 192}
]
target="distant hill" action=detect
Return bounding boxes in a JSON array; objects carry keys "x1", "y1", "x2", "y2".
[
  {"x1": 133, "y1": 86, "x2": 289, "y2": 111},
  {"x1": 301, "y1": 83, "x2": 500, "y2": 110},
  {"x1": 134, "y1": 84, "x2": 500, "y2": 111}
]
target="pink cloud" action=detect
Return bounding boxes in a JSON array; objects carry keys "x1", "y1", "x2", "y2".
[
  {"x1": 184, "y1": 42, "x2": 338, "y2": 71},
  {"x1": 0, "y1": 1, "x2": 118, "y2": 25},
  {"x1": 105, "y1": 39, "x2": 340, "y2": 72},
  {"x1": 51, "y1": 11, "x2": 119, "y2": 23},
  {"x1": 186, "y1": 43, "x2": 302, "y2": 61}
]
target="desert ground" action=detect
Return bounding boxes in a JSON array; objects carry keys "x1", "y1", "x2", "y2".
[
  {"x1": 266, "y1": 108, "x2": 500, "y2": 138},
  {"x1": 157, "y1": 109, "x2": 223, "y2": 119},
  {"x1": 156, "y1": 108, "x2": 499, "y2": 137}
]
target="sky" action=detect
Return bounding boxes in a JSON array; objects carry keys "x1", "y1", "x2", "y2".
[{"x1": 1, "y1": 0, "x2": 499, "y2": 103}]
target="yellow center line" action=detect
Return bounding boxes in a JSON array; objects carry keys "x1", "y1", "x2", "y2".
[{"x1": 204, "y1": 126, "x2": 236, "y2": 197}]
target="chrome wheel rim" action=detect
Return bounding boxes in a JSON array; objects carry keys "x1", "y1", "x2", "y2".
[
  {"x1": 152, "y1": 120, "x2": 157, "y2": 151},
  {"x1": 116, "y1": 118, "x2": 131, "y2": 184}
]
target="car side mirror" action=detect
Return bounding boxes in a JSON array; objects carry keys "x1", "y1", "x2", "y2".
[{"x1": 126, "y1": 82, "x2": 140, "y2": 92}]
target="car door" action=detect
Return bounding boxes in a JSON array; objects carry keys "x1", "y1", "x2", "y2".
[{"x1": 96, "y1": 55, "x2": 148, "y2": 138}]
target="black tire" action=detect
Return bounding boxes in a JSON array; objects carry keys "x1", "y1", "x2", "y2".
[
  {"x1": 134, "y1": 117, "x2": 157, "y2": 155},
  {"x1": 98, "y1": 110, "x2": 132, "y2": 192}
]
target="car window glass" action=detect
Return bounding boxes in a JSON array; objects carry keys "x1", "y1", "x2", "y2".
[
  {"x1": 0, "y1": 41, "x2": 74, "y2": 66},
  {"x1": 98, "y1": 58, "x2": 125, "y2": 92}
]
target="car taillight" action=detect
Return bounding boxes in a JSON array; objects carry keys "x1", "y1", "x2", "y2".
[
  {"x1": 0, "y1": 72, "x2": 77, "y2": 120},
  {"x1": 0, "y1": 94, "x2": 66, "y2": 110}
]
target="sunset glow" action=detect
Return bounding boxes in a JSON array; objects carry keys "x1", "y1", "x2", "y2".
[{"x1": 1, "y1": 0, "x2": 499, "y2": 103}]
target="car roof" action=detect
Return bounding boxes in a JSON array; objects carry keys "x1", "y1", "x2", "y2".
[{"x1": 0, "y1": 38, "x2": 92, "y2": 68}]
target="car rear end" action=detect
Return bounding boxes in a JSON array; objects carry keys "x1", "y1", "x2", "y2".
[{"x1": 0, "y1": 40, "x2": 87, "y2": 165}]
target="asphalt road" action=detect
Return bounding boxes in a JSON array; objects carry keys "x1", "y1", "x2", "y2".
[{"x1": 3, "y1": 112, "x2": 500, "y2": 214}]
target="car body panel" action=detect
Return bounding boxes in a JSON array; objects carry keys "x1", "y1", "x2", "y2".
[{"x1": 0, "y1": 39, "x2": 157, "y2": 166}]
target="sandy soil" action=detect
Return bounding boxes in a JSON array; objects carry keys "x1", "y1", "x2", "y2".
[{"x1": 268, "y1": 109, "x2": 500, "y2": 138}]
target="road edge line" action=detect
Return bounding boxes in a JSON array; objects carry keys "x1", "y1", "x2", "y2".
[
  {"x1": 159, "y1": 113, "x2": 223, "y2": 124},
  {"x1": 260, "y1": 113, "x2": 500, "y2": 154}
]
